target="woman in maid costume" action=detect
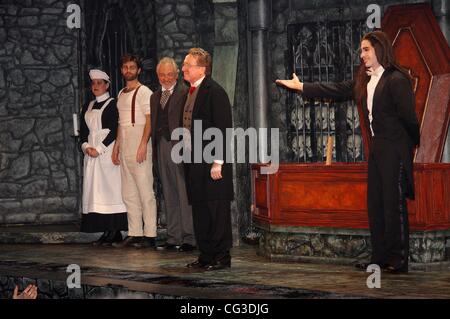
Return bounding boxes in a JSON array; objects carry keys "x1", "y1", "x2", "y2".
[{"x1": 79, "y1": 69, "x2": 128, "y2": 245}]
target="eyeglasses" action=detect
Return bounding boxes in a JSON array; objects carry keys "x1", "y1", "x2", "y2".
[{"x1": 182, "y1": 63, "x2": 202, "y2": 68}]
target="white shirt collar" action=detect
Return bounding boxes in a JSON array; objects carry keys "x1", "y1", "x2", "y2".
[
  {"x1": 95, "y1": 92, "x2": 110, "y2": 103},
  {"x1": 162, "y1": 83, "x2": 176, "y2": 93},
  {"x1": 366, "y1": 65, "x2": 385, "y2": 77},
  {"x1": 192, "y1": 76, "x2": 205, "y2": 88}
]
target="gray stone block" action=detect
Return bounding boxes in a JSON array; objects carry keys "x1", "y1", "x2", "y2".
[
  {"x1": 7, "y1": 6, "x2": 18, "y2": 16},
  {"x1": 35, "y1": 118, "x2": 62, "y2": 143},
  {"x1": 157, "y1": 4, "x2": 173, "y2": 16},
  {"x1": 9, "y1": 154, "x2": 31, "y2": 179},
  {"x1": 53, "y1": 177, "x2": 68, "y2": 192},
  {"x1": 45, "y1": 51, "x2": 60, "y2": 65},
  {"x1": 48, "y1": 68, "x2": 72, "y2": 87},
  {"x1": 19, "y1": 8, "x2": 41, "y2": 16},
  {"x1": 0, "y1": 183, "x2": 21, "y2": 198},
  {"x1": 31, "y1": 151, "x2": 49, "y2": 169},
  {"x1": 39, "y1": 213, "x2": 77, "y2": 223},
  {"x1": 53, "y1": 44, "x2": 72, "y2": 61},
  {"x1": 7, "y1": 119, "x2": 35, "y2": 139},
  {"x1": 43, "y1": 197, "x2": 62, "y2": 211},
  {"x1": 4, "y1": 212, "x2": 37, "y2": 224},
  {"x1": 22, "y1": 180, "x2": 48, "y2": 197},
  {"x1": 40, "y1": 14, "x2": 58, "y2": 24},
  {"x1": 18, "y1": 16, "x2": 39, "y2": 27},
  {"x1": 4, "y1": 42, "x2": 15, "y2": 56},
  {"x1": 41, "y1": 82, "x2": 55, "y2": 93},
  {"x1": 8, "y1": 89, "x2": 24, "y2": 104},
  {"x1": 21, "y1": 50, "x2": 41, "y2": 64},
  {"x1": 0, "y1": 67, "x2": 5, "y2": 88},
  {"x1": 171, "y1": 33, "x2": 188, "y2": 41},
  {"x1": 21, "y1": 133, "x2": 40, "y2": 151},
  {"x1": 62, "y1": 196, "x2": 77, "y2": 211},
  {"x1": 176, "y1": 4, "x2": 192, "y2": 17},
  {"x1": 41, "y1": 8, "x2": 64, "y2": 14},
  {"x1": 0, "y1": 29, "x2": 6, "y2": 44},
  {"x1": 22, "y1": 198, "x2": 44, "y2": 210},
  {"x1": 164, "y1": 20, "x2": 179, "y2": 33}
]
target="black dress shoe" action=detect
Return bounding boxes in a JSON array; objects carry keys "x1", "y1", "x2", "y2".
[
  {"x1": 132, "y1": 236, "x2": 156, "y2": 249},
  {"x1": 383, "y1": 265, "x2": 408, "y2": 274},
  {"x1": 205, "y1": 262, "x2": 231, "y2": 271},
  {"x1": 354, "y1": 262, "x2": 371, "y2": 270},
  {"x1": 156, "y1": 243, "x2": 180, "y2": 251},
  {"x1": 354, "y1": 262, "x2": 384, "y2": 271},
  {"x1": 178, "y1": 243, "x2": 195, "y2": 252},
  {"x1": 92, "y1": 231, "x2": 110, "y2": 246},
  {"x1": 186, "y1": 260, "x2": 207, "y2": 269},
  {"x1": 112, "y1": 236, "x2": 142, "y2": 248}
]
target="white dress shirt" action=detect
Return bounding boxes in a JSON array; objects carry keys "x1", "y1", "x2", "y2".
[{"x1": 366, "y1": 65, "x2": 385, "y2": 136}]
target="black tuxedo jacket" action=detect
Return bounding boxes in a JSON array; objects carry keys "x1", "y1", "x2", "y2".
[
  {"x1": 184, "y1": 76, "x2": 234, "y2": 203},
  {"x1": 302, "y1": 68, "x2": 420, "y2": 198}
]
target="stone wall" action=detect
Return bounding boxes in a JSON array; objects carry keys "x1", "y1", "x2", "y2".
[
  {"x1": 258, "y1": 227, "x2": 450, "y2": 268},
  {"x1": 155, "y1": 0, "x2": 214, "y2": 67},
  {"x1": 0, "y1": 0, "x2": 80, "y2": 224}
]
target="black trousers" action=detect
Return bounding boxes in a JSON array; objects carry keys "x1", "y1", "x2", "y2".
[
  {"x1": 192, "y1": 200, "x2": 232, "y2": 265},
  {"x1": 367, "y1": 139, "x2": 409, "y2": 270}
]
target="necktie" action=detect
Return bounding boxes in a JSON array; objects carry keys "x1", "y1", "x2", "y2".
[
  {"x1": 160, "y1": 90, "x2": 171, "y2": 109},
  {"x1": 189, "y1": 86, "x2": 196, "y2": 95}
]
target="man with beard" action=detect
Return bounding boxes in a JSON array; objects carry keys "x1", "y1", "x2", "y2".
[{"x1": 112, "y1": 54, "x2": 157, "y2": 249}]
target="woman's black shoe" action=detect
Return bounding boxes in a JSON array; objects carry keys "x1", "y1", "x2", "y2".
[
  {"x1": 92, "y1": 231, "x2": 110, "y2": 246},
  {"x1": 102, "y1": 231, "x2": 123, "y2": 246}
]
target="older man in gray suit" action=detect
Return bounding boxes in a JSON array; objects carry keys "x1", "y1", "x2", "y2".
[{"x1": 151, "y1": 57, "x2": 195, "y2": 252}]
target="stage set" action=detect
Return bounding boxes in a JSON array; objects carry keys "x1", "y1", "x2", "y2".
[{"x1": 0, "y1": 0, "x2": 449, "y2": 299}]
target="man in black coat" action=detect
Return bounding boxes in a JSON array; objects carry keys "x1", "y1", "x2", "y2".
[
  {"x1": 150, "y1": 57, "x2": 195, "y2": 252},
  {"x1": 276, "y1": 31, "x2": 420, "y2": 273},
  {"x1": 181, "y1": 48, "x2": 234, "y2": 271}
]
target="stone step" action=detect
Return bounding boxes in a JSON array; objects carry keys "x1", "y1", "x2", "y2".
[{"x1": 0, "y1": 224, "x2": 167, "y2": 244}]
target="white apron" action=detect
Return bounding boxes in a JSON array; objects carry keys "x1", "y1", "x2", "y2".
[{"x1": 82, "y1": 98, "x2": 126, "y2": 214}]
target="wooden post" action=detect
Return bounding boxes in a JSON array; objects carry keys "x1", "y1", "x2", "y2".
[{"x1": 326, "y1": 135, "x2": 333, "y2": 166}]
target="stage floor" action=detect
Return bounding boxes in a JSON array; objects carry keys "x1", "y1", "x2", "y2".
[{"x1": 1, "y1": 243, "x2": 450, "y2": 299}]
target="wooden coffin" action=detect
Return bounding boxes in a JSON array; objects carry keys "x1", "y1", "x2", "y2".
[{"x1": 252, "y1": 163, "x2": 450, "y2": 231}]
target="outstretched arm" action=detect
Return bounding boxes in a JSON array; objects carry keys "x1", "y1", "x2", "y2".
[
  {"x1": 275, "y1": 73, "x2": 304, "y2": 91},
  {"x1": 276, "y1": 73, "x2": 355, "y2": 101}
]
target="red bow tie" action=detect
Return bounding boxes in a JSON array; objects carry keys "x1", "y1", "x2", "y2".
[{"x1": 189, "y1": 86, "x2": 196, "y2": 95}]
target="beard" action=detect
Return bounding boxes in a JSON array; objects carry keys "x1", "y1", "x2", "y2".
[{"x1": 123, "y1": 73, "x2": 139, "y2": 81}]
